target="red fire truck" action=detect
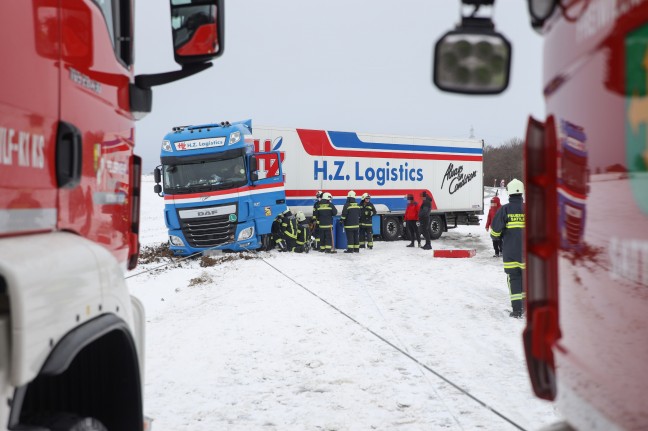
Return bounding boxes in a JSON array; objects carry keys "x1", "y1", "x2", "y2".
[
  {"x1": 434, "y1": 1, "x2": 648, "y2": 429},
  {"x1": 0, "y1": 1, "x2": 223, "y2": 430}
]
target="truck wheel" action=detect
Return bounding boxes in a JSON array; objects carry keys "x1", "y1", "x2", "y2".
[
  {"x1": 27, "y1": 413, "x2": 108, "y2": 431},
  {"x1": 429, "y1": 215, "x2": 444, "y2": 240},
  {"x1": 382, "y1": 216, "x2": 402, "y2": 241}
]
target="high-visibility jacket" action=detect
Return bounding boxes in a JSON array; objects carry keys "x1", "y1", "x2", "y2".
[
  {"x1": 341, "y1": 197, "x2": 361, "y2": 229},
  {"x1": 314, "y1": 199, "x2": 337, "y2": 228},
  {"x1": 359, "y1": 201, "x2": 376, "y2": 227},
  {"x1": 490, "y1": 194, "x2": 525, "y2": 272}
]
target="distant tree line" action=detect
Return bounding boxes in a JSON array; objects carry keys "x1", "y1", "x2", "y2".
[{"x1": 483, "y1": 138, "x2": 523, "y2": 187}]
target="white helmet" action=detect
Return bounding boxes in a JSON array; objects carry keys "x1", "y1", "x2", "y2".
[
  {"x1": 507, "y1": 178, "x2": 524, "y2": 195},
  {"x1": 347, "y1": 190, "x2": 356, "y2": 198},
  {"x1": 322, "y1": 192, "x2": 332, "y2": 200},
  {"x1": 296, "y1": 211, "x2": 306, "y2": 222},
  {"x1": 315, "y1": 191, "x2": 323, "y2": 199},
  {"x1": 361, "y1": 193, "x2": 370, "y2": 199}
]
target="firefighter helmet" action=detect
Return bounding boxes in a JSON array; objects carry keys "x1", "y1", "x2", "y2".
[
  {"x1": 362, "y1": 193, "x2": 370, "y2": 199},
  {"x1": 296, "y1": 211, "x2": 306, "y2": 222},
  {"x1": 347, "y1": 190, "x2": 356, "y2": 198},
  {"x1": 322, "y1": 192, "x2": 332, "y2": 200},
  {"x1": 506, "y1": 179, "x2": 524, "y2": 195},
  {"x1": 315, "y1": 191, "x2": 323, "y2": 199}
]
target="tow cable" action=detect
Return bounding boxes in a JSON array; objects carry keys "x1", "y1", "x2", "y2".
[{"x1": 260, "y1": 257, "x2": 528, "y2": 431}]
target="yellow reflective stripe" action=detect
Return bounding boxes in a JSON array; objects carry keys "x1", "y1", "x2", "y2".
[
  {"x1": 344, "y1": 225, "x2": 359, "y2": 229},
  {"x1": 490, "y1": 231, "x2": 502, "y2": 238},
  {"x1": 506, "y1": 222, "x2": 525, "y2": 228},
  {"x1": 503, "y1": 261, "x2": 526, "y2": 269},
  {"x1": 510, "y1": 293, "x2": 525, "y2": 301}
]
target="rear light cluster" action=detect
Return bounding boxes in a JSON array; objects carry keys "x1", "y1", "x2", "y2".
[
  {"x1": 523, "y1": 116, "x2": 560, "y2": 400},
  {"x1": 128, "y1": 155, "x2": 142, "y2": 270}
]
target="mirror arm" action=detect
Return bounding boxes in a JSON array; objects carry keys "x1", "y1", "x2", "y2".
[{"x1": 134, "y1": 62, "x2": 213, "y2": 89}]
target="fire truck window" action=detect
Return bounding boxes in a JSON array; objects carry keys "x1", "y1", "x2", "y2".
[{"x1": 91, "y1": 0, "x2": 133, "y2": 66}]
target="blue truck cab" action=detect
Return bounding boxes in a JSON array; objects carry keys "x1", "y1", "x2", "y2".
[{"x1": 153, "y1": 120, "x2": 286, "y2": 255}]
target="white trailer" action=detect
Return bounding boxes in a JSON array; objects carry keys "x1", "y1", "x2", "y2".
[{"x1": 251, "y1": 126, "x2": 483, "y2": 240}]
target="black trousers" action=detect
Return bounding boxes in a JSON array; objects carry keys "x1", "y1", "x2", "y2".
[
  {"x1": 506, "y1": 268, "x2": 525, "y2": 313},
  {"x1": 419, "y1": 216, "x2": 431, "y2": 243},
  {"x1": 492, "y1": 239, "x2": 502, "y2": 255},
  {"x1": 406, "y1": 220, "x2": 419, "y2": 244},
  {"x1": 321, "y1": 226, "x2": 333, "y2": 250},
  {"x1": 345, "y1": 228, "x2": 359, "y2": 250},
  {"x1": 359, "y1": 225, "x2": 373, "y2": 247}
]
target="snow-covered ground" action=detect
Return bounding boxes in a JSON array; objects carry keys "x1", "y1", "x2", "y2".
[{"x1": 127, "y1": 179, "x2": 561, "y2": 430}]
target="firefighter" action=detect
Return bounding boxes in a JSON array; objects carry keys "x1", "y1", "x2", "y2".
[
  {"x1": 311, "y1": 191, "x2": 323, "y2": 250},
  {"x1": 281, "y1": 208, "x2": 298, "y2": 252},
  {"x1": 271, "y1": 213, "x2": 287, "y2": 252},
  {"x1": 359, "y1": 193, "x2": 376, "y2": 249},
  {"x1": 294, "y1": 211, "x2": 310, "y2": 253},
  {"x1": 341, "y1": 190, "x2": 361, "y2": 253},
  {"x1": 404, "y1": 194, "x2": 421, "y2": 247},
  {"x1": 314, "y1": 192, "x2": 337, "y2": 253},
  {"x1": 490, "y1": 179, "x2": 525, "y2": 318},
  {"x1": 419, "y1": 191, "x2": 432, "y2": 250}
]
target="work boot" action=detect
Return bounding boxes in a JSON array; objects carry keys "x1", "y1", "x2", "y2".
[
  {"x1": 359, "y1": 244, "x2": 366, "y2": 249},
  {"x1": 422, "y1": 243, "x2": 431, "y2": 250},
  {"x1": 509, "y1": 310, "x2": 523, "y2": 319},
  {"x1": 368, "y1": 245, "x2": 373, "y2": 249},
  {"x1": 354, "y1": 248, "x2": 360, "y2": 253},
  {"x1": 406, "y1": 242, "x2": 414, "y2": 247},
  {"x1": 326, "y1": 249, "x2": 337, "y2": 254},
  {"x1": 344, "y1": 249, "x2": 354, "y2": 254}
]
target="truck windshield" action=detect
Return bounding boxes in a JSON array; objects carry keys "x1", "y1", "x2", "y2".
[{"x1": 162, "y1": 156, "x2": 247, "y2": 194}]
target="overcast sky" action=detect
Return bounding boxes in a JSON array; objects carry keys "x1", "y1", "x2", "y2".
[{"x1": 134, "y1": 1, "x2": 544, "y2": 172}]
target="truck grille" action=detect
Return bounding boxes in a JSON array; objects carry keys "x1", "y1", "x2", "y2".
[{"x1": 180, "y1": 214, "x2": 235, "y2": 248}]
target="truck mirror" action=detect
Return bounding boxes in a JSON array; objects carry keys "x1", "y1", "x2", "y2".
[
  {"x1": 154, "y1": 184, "x2": 162, "y2": 195},
  {"x1": 170, "y1": 0, "x2": 224, "y2": 65},
  {"x1": 249, "y1": 156, "x2": 259, "y2": 182},
  {"x1": 154, "y1": 167, "x2": 161, "y2": 184},
  {"x1": 433, "y1": 17, "x2": 511, "y2": 95}
]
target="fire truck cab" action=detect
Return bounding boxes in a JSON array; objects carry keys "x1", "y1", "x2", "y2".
[{"x1": 0, "y1": 1, "x2": 223, "y2": 429}]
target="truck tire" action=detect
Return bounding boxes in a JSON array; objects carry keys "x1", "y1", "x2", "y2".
[
  {"x1": 429, "y1": 215, "x2": 444, "y2": 240},
  {"x1": 382, "y1": 216, "x2": 402, "y2": 241},
  {"x1": 27, "y1": 413, "x2": 107, "y2": 431}
]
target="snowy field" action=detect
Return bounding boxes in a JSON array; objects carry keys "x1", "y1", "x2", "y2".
[{"x1": 127, "y1": 178, "x2": 561, "y2": 431}]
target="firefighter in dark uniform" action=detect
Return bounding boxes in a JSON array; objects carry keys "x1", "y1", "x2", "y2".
[
  {"x1": 294, "y1": 211, "x2": 310, "y2": 253},
  {"x1": 311, "y1": 191, "x2": 323, "y2": 250},
  {"x1": 271, "y1": 213, "x2": 287, "y2": 251},
  {"x1": 359, "y1": 193, "x2": 376, "y2": 249},
  {"x1": 490, "y1": 179, "x2": 526, "y2": 318},
  {"x1": 313, "y1": 192, "x2": 337, "y2": 253},
  {"x1": 281, "y1": 208, "x2": 298, "y2": 252},
  {"x1": 341, "y1": 190, "x2": 361, "y2": 253},
  {"x1": 419, "y1": 191, "x2": 432, "y2": 250}
]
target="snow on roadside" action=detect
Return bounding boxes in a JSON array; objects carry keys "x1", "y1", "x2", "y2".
[{"x1": 127, "y1": 179, "x2": 560, "y2": 430}]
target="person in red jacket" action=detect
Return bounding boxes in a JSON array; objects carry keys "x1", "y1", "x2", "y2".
[
  {"x1": 404, "y1": 194, "x2": 420, "y2": 247},
  {"x1": 485, "y1": 195, "x2": 502, "y2": 257}
]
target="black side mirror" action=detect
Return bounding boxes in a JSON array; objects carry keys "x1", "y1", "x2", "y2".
[
  {"x1": 154, "y1": 167, "x2": 161, "y2": 184},
  {"x1": 170, "y1": 0, "x2": 224, "y2": 65},
  {"x1": 249, "y1": 156, "x2": 259, "y2": 182},
  {"x1": 433, "y1": 17, "x2": 511, "y2": 95},
  {"x1": 154, "y1": 184, "x2": 162, "y2": 195}
]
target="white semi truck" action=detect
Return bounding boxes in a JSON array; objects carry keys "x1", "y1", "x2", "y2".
[{"x1": 252, "y1": 125, "x2": 484, "y2": 241}]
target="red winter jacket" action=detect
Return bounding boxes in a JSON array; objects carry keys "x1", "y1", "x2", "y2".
[
  {"x1": 404, "y1": 201, "x2": 419, "y2": 221},
  {"x1": 485, "y1": 196, "x2": 502, "y2": 230}
]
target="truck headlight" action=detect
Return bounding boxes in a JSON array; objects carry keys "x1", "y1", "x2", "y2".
[
  {"x1": 169, "y1": 235, "x2": 185, "y2": 246},
  {"x1": 229, "y1": 131, "x2": 241, "y2": 145},
  {"x1": 237, "y1": 227, "x2": 254, "y2": 241}
]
